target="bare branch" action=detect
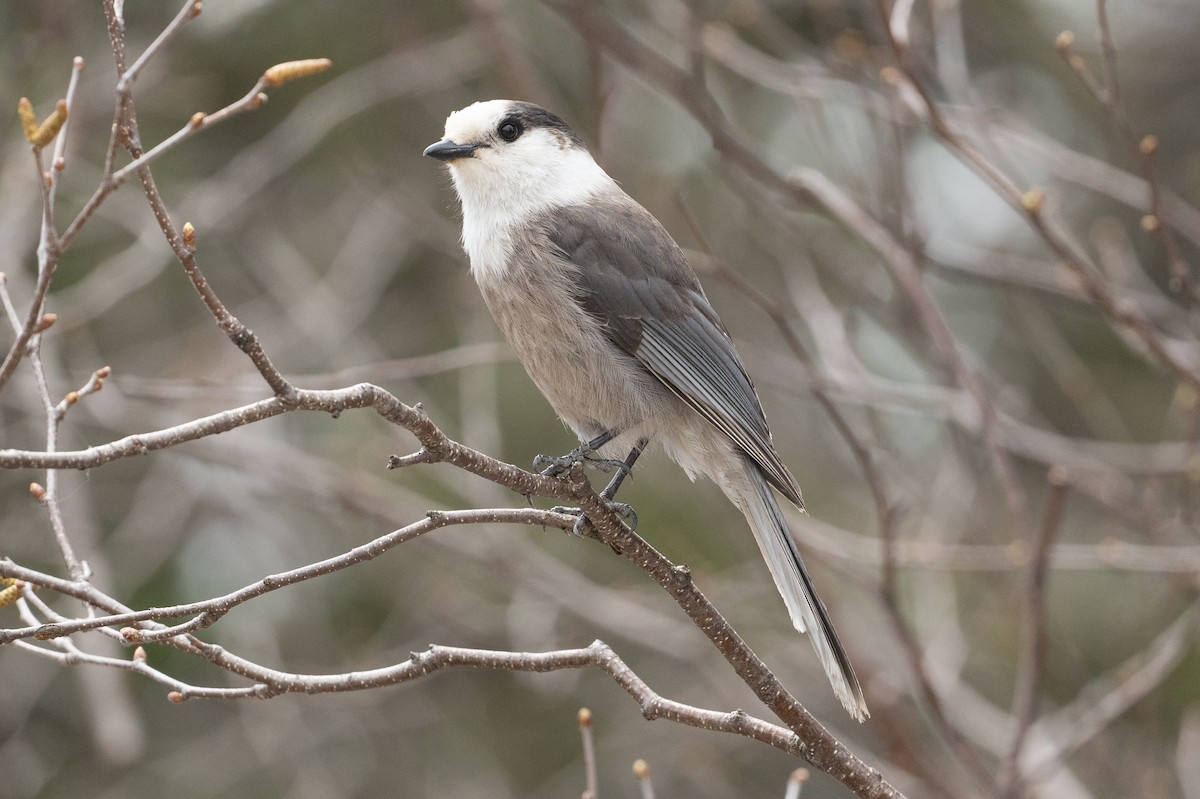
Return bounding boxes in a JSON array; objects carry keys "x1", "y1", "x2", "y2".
[
  {"x1": 0, "y1": 508, "x2": 574, "y2": 645},
  {"x1": 1000, "y1": 467, "x2": 1071, "y2": 797}
]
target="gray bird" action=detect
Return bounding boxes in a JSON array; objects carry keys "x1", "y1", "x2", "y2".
[{"x1": 424, "y1": 100, "x2": 867, "y2": 721}]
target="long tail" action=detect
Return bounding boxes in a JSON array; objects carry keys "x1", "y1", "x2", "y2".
[{"x1": 734, "y1": 459, "x2": 869, "y2": 721}]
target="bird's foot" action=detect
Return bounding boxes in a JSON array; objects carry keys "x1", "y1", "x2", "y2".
[
  {"x1": 534, "y1": 448, "x2": 629, "y2": 479},
  {"x1": 551, "y1": 501, "x2": 638, "y2": 536}
]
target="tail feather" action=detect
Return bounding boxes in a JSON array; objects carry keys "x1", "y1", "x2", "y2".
[{"x1": 737, "y1": 461, "x2": 869, "y2": 721}]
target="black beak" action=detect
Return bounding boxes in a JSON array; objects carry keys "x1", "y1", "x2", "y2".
[{"x1": 423, "y1": 139, "x2": 481, "y2": 161}]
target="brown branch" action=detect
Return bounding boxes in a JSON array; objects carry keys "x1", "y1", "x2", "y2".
[
  {"x1": 1057, "y1": 4, "x2": 1199, "y2": 304},
  {"x1": 874, "y1": 0, "x2": 1200, "y2": 391},
  {"x1": 100, "y1": 2, "x2": 314, "y2": 399},
  {"x1": 0, "y1": 377, "x2": 901, "y2": 797},
  {"x1": 545, "y1": 0, "x2": 1032, "y2": 537},
  {"x1": 578, "y1": 708, "x2": 599, "y2": 799},
  {"x1": 999, "y1": 467, "x2": 1071, "y2": 798},
  {"x1": 27, "y1": 347, "x2": 87, "y2": 580},
  {"x1": 0, "y1": 507, "x2": 574, "y2": 645},
  {"x1": 0, "y1": 570, "x2": 808, "y2": 756},
  {"x1": 1025, "y1": 602, "x2": 1198, "y2": 786},
  {"x1": 0, "y1": 64, "x2": 80, "y2": 393}
]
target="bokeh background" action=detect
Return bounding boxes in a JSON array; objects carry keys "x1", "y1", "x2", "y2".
[{"x1": 2, "y1": 1, "x2": 1199, "y2": 797}]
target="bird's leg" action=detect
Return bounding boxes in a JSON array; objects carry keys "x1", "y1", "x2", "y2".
[
  {"x1": 552, "y1": 438, "x2": 648, "y2": 536},
  {"x1": 534, "y1": 429, "x2": 626, "y2": 477},
  {"x1": 599, "y1": 438, "x2": 647, "y2": 501}
]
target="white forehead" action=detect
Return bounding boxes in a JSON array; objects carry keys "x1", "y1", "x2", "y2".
[{"x1": 443, "y1": 100, "x2": 516, "y2": 141}]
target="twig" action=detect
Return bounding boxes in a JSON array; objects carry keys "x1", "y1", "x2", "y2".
[
  {"x1": 999, "y1": 466, "x2": 1071, "y2": 797},
  {"x1": 0, "y1": 382, "x2": 903, "y2": 798},
  {"x1": 27, "y1": 347, "x2": 87, "y2": 580},
  {"x1": 0, "y1": 555, "x2": 816, "y2": 757},
  {"x1": 1057, "y1": 3, "x2": 1199, "y2": 304},
  {"x1": 5, "y1": 584, "x2": 804, "y2": 749},
  {"x1": 546, "y1": 0, "x2": 1031, "y2": 536},
  {"x1": 561, "y1": 468, "x2": 902, "y2": 797},
  {"x1": 1025, "y1": 602, "x2": 1198, "y2": 787},
  {"x1": 633, "y1": 759, "x2": 655, "y2": 799},
  {"x1": 580, "y1": 708, "x2": 598, "y2": 799},
  {"x1": 784, "y1": 769, "x2": 810, "y2": 799},
  {"x1": 0, "y1": 507, "x2": 574, "y2": 645},
  {"x1": 875, "y1": 0, "x2": 1200, "y2": 390},
  {"x1": 47, "y1": 57, "x2": 85, "y2": 206},
  {"x1": 115, "y1": 0, "x2": 202, "y2": 95},
  {"x1": 99, "y1": 2, "x2": 325, "y2": 399},
  {"x1": 0, "y1": 275, "x2": 23, "y2": 336},
  {"x1": 0, "y1": 59, "x2": 82, "y2": 393}
]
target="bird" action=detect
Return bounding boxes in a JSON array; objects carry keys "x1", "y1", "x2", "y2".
[{"x1": 424, "y1": 99, "x2": 867, "y2": 721}]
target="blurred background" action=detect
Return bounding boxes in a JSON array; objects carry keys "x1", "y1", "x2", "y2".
[{"x1": 2, "y1": 1, "x2": 1199, "y2": 797}]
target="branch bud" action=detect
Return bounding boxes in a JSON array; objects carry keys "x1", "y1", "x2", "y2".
[
  {"x1": 92, "y1": 365, "x2": 112, "y2": 392},
  {"x1": 1141, "y1": 214, "x2": 1161, "y2": 233},
  {"x1": 632, "y1": 759, "x2": 650, "y2": 780},
  {"x1": 1020, "y1": 188, "x2": 1044, "y2": 215},
  {"x1": 18, "y1": 97, "x2": 38, "y2": 140},
  {"x1": 189, "y1": 0, "x2": 203, "y2": 18},
  {"x1": 29, "y1": 482, "x2": 46, "y2": 502},
  {"x1": 29, "y1": 100, "x2": 69, "y2": 148},
  {"x1": 577, "y1": 707, "x2": 592, "y2": 727},
  {"x1": 1054, "y1": 30, "x2": 1074, "y2": 55},
  {"x1": 189, "y1": 112, "x2": 206, "y2": 129},
  {"x1": 132, "y1": 646, "x2": 148, "y2": 662},
  {"x1": 182, "y1": 221, "x2": 197, "y2": 248},
  {"x1": 35, "y1": 312, "x2": 57, "y2": 333},
  {"x1": 263, "y1": 58, "x2": 332, "y2": 87},
  {"x1": 167, "y1": 691, "x2": 184, "y2": 703},
  {"x1": 1138, "y1": 134, "x2": 1158, "y2": 157},
  {"x1": 0, "y1": 581, "x2": 22, "y2": 609}
]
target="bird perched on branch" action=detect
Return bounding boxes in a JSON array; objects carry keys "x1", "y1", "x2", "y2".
[{"x1": 424, "y1": 100, "x2": 867, "y2": 721}]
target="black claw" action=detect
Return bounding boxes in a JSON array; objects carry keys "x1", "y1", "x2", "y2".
[
  {"x1": 550, "y1": 500, "x2": 638, "y2": 536},
  {"x1": 534, "y1": 452, "x2": 573, "y2": 477},
  {"x1": 536, "y1": 430, "x2": 623, "y2": 478},
  {"x1": 535, "y1": 450, "x2": 626, "y2": 478},
  {"x1": 590, "y1": 456, "x2": 631, "y2": 474}
]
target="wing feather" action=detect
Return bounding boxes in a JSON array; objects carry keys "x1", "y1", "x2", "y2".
[{"x1": 544, "y1": 198, "x2": 803, "y2": 507}]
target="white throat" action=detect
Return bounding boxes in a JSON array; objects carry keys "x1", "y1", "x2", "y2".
[{"x1": 447, "y1": 141, "x2": 617, "y2": 283}]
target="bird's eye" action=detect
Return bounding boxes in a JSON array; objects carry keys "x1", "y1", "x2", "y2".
[{"x1": 497, "y1": 120, "x2": 521, "y2": 142}]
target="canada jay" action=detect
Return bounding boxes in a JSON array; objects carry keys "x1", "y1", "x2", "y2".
[{"x1": 424, "y1": 100, "x2": 867, "y2": 721}]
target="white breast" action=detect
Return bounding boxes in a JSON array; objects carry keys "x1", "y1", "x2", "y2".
[{"x1": 448, "y1": 137, "x2": 618, "y2": 283}]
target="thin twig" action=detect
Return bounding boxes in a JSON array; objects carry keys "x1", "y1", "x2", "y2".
[
  {"x1": 1025, "y1": 602, "x2": 1198, "y2": 786},
  {"x1": 875, "y1": 0, "x2": 1200, "y2": 390},
  {"x1": 0, "y1": 507, "x2": 574, "y2": 645},
  {"x1": 999, "y1": 467, "x2": 1070, "y2": 797},
  {"x1": 115, "y1": 0, "x2": 202, "y2": 94},
  {"x1": 1058, "y1": 0, "x2": 1199, "y2": 304},
  {"x1": 27, "y1": 347, "x2": 87, "y2": 580},
  {"x1": 579, "y1": 708, "x2": 598, "y2": 799},
  {"x1": 0, "y1": 379, "x2": 904, "y2": 798}
]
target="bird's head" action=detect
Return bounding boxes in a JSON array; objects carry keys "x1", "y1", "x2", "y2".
[{"x1": 424, "y1": 100, "x2": 615, "y2": 223}]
